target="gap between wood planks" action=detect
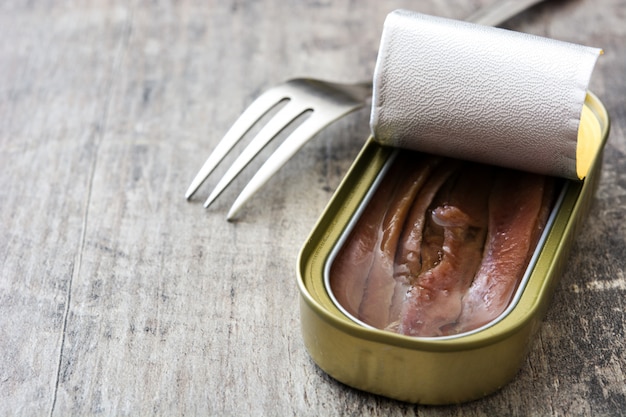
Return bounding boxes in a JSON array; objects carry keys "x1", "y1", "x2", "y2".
[{"x1": 48, "y1": 10, "x2": 135, "y2": 417}]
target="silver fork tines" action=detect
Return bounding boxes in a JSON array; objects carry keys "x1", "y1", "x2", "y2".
[
  {"x1": 185, "y1": 79, "x2": 372, "y2": 219},
  {"x1": 186, "y1": 0, "x2": 547, "y2": 219}
]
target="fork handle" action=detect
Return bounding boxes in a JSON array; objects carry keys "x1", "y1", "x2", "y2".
[{"x1": 466, "y1": 0, "x2": 546, "y2": 26}]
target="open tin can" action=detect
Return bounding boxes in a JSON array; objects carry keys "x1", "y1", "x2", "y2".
[{"x1": 297, "y1": 92, "x2": 610, "y2": 404}]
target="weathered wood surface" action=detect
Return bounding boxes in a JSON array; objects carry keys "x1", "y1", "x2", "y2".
[{"x1": 1, "y1": 0, "x2": 624, "y2": 415}]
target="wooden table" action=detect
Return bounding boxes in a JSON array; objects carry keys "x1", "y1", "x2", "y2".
[{"x1": 1, "y1": 0, "x2": 624, "y2": 415}]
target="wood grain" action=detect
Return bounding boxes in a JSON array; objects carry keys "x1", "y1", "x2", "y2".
[{"x1": 1, "y1": 0, "x2": 624, "y2": 415}]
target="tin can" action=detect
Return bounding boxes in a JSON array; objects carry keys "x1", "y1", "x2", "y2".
[{"x1": 297, "y1": 92, "x2": 610, "y2": 404}]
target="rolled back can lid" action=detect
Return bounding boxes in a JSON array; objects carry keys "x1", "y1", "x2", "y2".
[{"x1": 370, "y1": 10, "x2": 603, "y2": 180}]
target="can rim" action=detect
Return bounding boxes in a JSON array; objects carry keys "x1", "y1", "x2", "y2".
[{"x1": 296, "y1": 91, "x2": 610, "y2": 352}]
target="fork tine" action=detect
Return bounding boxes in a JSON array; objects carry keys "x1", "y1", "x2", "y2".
[
  {"x1": 203, "y1": 101, "x2": 308, "y2": 208},
  {"x1": 226, "y1": 104, "x2": 363, "y2": 220},
  {"x1": 184, "y1": 86, "x2": 290, "y2": 199}
]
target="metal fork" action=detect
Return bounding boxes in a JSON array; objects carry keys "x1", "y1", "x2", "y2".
[{"x1": 186, "y1": 0, "x2": 546, "y2": 219}]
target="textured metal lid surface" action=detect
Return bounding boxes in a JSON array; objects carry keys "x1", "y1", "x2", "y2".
[{"x1": 371, "y1": 10, "x2": 603, "y2": 179}]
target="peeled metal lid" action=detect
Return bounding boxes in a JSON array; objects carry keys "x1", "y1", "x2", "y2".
[{"x1": 370, "y1": 10, "x2": 603, "y2": 180}]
